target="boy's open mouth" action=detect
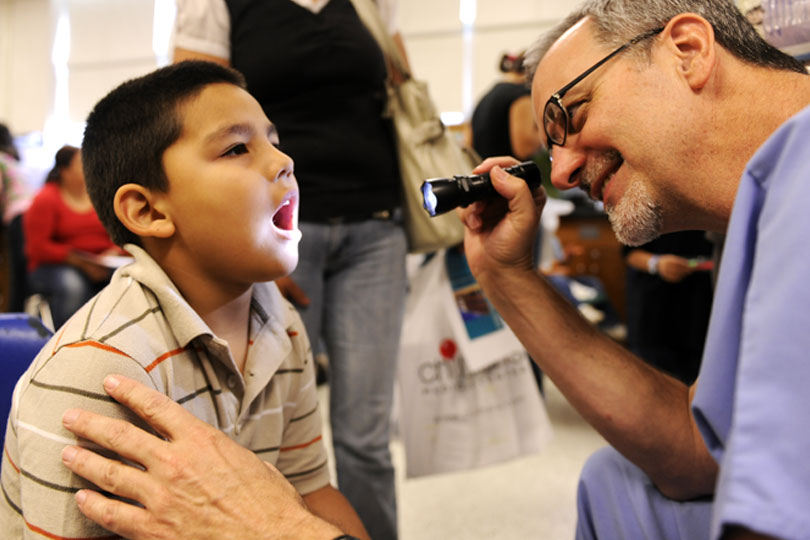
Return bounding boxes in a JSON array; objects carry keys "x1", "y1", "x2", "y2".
[{"x1": 272, "y1": 198, "x2": 296, "y2": 231}]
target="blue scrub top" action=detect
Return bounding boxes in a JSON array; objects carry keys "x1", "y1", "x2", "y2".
[{"x1": 693, "y1": 104, "x2": 810, "y2": 539}]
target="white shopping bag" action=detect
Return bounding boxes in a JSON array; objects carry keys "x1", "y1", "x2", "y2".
[
  {"x1": 440, "y1": 247, "x2": 526, "y2": 372},
  {"x1": 398, "y1": 250, "x2": 553, "y2": 478}
]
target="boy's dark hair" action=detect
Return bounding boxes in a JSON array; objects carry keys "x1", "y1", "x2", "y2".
[{"x1": 82, "y1": 60, "x2": 246, "y2": 246}]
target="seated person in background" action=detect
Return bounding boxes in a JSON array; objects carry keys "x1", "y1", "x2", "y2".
[
  {"x1": 470, "y1": 51, "x2": 544, "y2": 161},
  {"x1": 23, "y1": 145, "x2": 120, "y2": 328},
  {"x1": 0, "y1": 60, "x2": 368, "y2": 540}
]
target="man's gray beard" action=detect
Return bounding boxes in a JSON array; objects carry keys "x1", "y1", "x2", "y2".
[{"x1": 605, "y1": 179, "x2": 663, "y2": 246}]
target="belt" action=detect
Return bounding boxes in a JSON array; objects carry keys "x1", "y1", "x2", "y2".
[{"x1": 320, "y1": 209, "x2": 395, "y2": 225}]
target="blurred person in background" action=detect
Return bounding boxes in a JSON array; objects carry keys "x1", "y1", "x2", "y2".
[
  {"x1": 470, "y1": 51, "x2": 544, "y2": 161},
  {"x1": 0, "y1": 122, "x2": 35, "y2": 312},
  {"x1": 469, "y1": 53, "x2": 547, "y2": 394},
  {"x1": 623, "y1": 231, "x2": 715, "y2": 384},
  {"x1": 24, "y1": 145, "x2": 121, "y2": 328}
]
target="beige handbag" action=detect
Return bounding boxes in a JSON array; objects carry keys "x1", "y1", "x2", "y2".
[{"x1": 350, "y1": 0, "x2": 479, "y2": 253}]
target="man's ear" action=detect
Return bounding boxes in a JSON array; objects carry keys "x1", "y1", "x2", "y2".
[
  {"x1": 663, "y1": 13, "x2": 716, "y2": 91},
  {"x1": 113, "y1": 184, "x2": 175, "y2": 239}
]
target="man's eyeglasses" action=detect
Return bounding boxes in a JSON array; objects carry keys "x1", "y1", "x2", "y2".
[{"x1": 543, "y1": 27, "x2": 665, "y2": 148}]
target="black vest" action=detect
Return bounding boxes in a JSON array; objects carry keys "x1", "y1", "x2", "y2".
[{"x1": 226, "y1": 0, "x2": 400, "y2": 221}]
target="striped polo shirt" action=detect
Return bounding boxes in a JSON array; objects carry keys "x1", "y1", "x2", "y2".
[{"x1": 1, "y1": 244, "x2": 329, "y2": 540}]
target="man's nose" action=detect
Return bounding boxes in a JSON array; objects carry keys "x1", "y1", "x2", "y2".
[{"x1": 549, "y1": 144, "x2": 586, "y2": 191}]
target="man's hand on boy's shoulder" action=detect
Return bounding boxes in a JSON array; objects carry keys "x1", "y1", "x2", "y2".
[
  {"x1": 275, "y1": 276, "x2": 311, "y2": 307},
  {"x1": 60, "y1": 375, "x2": 343, "y2": 540}
]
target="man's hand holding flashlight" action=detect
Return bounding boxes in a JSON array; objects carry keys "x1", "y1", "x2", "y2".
[{"x1": 456, "y1": 156, "x2": 546, "y2": 285}]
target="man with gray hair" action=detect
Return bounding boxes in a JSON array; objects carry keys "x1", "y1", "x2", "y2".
[
  {"x1": 460, "y1": 1, "x2": 808, "y2": 539},
  {"x1": 54, "y1": 1, "x2": 809, "y2": 539}
]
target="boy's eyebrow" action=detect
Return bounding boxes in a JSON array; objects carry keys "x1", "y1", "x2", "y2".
[
  {"x1": 267, "y1": 123, "x2": 278, "y2": 140},
  {"x1": 204, "y1": 122, "x2": 277, "y2": 144}
]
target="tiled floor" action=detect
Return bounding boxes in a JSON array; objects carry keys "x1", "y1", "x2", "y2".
[{"x1": 319, "y1": 377, "x2": 606, "y2": 539}]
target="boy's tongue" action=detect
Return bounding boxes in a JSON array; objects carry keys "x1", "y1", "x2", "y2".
[{"x1": 273, "y1": 201, "x2": 294, "y2": 230}]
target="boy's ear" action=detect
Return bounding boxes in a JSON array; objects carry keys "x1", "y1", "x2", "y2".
[{"x1": 113, "y1": 184, "x2": 175, "y2": 239}]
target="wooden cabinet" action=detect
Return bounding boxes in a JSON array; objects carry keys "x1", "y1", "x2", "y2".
[{"x1": 553, "y1": 210, "x2": 627, "y2": 322}]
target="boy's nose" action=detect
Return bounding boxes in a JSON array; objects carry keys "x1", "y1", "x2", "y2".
[{"x1": 266, "y1": 146, "x2": 295, "y2": 183}]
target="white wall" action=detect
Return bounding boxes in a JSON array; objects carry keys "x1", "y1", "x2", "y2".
[
  {"x1": 0, "y1": 0, "x2": 163, "y2": 155},
  {"x1": 400, "y1": 0, "x2": 582, "y2": 119},
  {"x1": 0, "y1": 0, "x2": 580, "y2": 147},
  {"x1": 0, "y1": 0, "x2": 56, "y2": 136},
  {"x1": 67, "y1": 0, "x2": 159, "y2": 128}
]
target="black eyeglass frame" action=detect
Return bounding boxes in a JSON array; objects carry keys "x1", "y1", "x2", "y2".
[{"x1": 543, "y1": 27, "x2": 665, "y2": 148}]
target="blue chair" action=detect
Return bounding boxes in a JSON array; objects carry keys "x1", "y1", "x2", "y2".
[{"x1": 0, "y1": 313, "x2": 53, "y2": 437}]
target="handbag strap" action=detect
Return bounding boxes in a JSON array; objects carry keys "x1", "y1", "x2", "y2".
[{"x1": 348, "y1": 0, "x2": 411, "y2": 81}]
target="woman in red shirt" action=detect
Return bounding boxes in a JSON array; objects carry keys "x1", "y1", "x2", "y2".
[{"x1": 24, "y1": 145, "x2": 119, "y2": 328}]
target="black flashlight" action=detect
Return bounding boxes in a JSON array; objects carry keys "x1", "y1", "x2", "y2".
[{"x1": 421, "y1": 161, "x2": 542, "y2": 217}]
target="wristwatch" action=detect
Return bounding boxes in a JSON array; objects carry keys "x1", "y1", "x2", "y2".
[{"x1": 647, "y1": 255, "x2": 660, "y2": 275}]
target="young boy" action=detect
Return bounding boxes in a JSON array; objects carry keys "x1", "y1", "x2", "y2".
[{"x1": 0, "y1": 61, "x2": 368, "y2": 539}]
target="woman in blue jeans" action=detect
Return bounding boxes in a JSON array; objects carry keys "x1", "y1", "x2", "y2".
[{"x1": 24, "y1": 145, "x2": 120, "y2": 329}]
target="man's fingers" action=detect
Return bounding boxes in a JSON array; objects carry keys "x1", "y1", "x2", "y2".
[
  {"x1": 74, "y1": 488, "x2": 154, "y2": 540},
  {"x1": 457, "y1": 204, "x2": 483, "y2": 231},
  {"x1": 532, "y1": 184, "x2": 548, "y2": 209},
  {"x1": 98, "y1": 375, "x2": 208, "y2": 439},
  {"x1": 61, "y1": 444, "x2": 153, "y2": 503},
  {"x1": 62, "y1": 405, "x2": 170, "y2": 469},
  {"x1": 472, "y1": 155, "x2": 521, "y2": 174},
  {"x1": 490, "y1": 165, "x2": 528, "y2": 198}
]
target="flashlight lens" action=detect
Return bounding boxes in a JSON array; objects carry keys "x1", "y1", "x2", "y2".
[{"x1": 422, "y1": 182, "x2": 438, "y2": 216}]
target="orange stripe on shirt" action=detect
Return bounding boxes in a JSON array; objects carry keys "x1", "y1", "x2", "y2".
[
  {"x1": 63, "y1": 341, "x2": 131, "y2": 358},
  {"x1": 50, "y1": 327, "x2": 67, "y2": 354},
  {"x1": 144, "y1": 347, "x2": 187, "y2": 373},
  {"x1": 4, "y1": 445, "x2": 19, "y2": 473},
  {"x1": 280, "y1": 434, "x2": 322, "y2": 452},
  {"x1": 24, "y1": 520, "x2": 119, "y2": 540}
]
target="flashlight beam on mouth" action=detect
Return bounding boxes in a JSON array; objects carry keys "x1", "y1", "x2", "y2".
[
  {"x1": 272, "y1": 199, "x2": 296, "y2": 230},
  {"x1": 271, "y1": 199, "x2": 302, "y2": 242}
]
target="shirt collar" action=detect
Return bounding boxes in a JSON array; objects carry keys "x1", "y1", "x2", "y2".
[{"x1": 119, "y1": 244, "x2": 298, "y2": 362}]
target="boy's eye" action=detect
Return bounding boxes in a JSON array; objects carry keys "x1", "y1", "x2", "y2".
[{"x1": 223, "y1": 143, "x2": 248, "y2": 157}]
